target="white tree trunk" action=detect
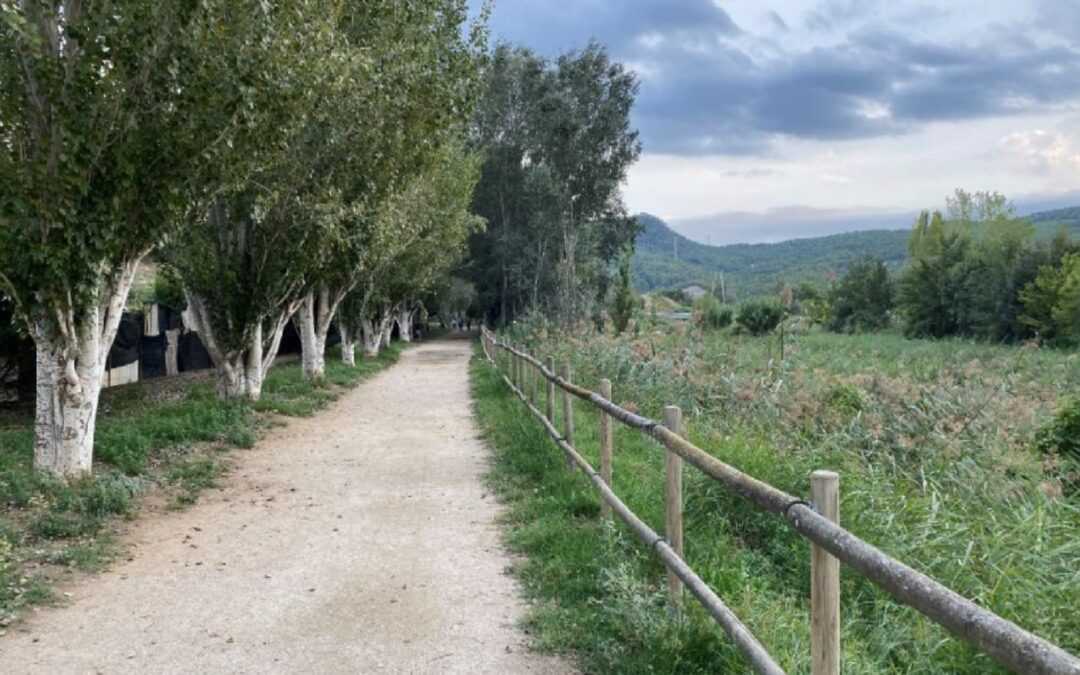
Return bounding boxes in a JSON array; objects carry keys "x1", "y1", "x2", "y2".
[
  {"x1": 184, "y1": 292, "x2": 297, "y2": 402},
  {"x1": 360, "y1": 317, "x2": 381, "y2": 357},
  {"x1": 298, "y1": 285, "x2": 352, "y2": 381},
  {"x1": 32, "y1": 258, "x2": 141, "y2": 477},
  {"x1": 33, "y1": 334, "x2": 101, "y2": 477},
  {"x1": 297, "y1": 293, "x2": 326, "y2": 381},
  {"x1": 339, "y1": 323, "x2": 356, "y2": 366},
  {"x1": 380, "y1": 311, "x2": 395, "y2": 349},
  {"x1": 396, "y1": 306, "x2": 414, "y2": 343}
]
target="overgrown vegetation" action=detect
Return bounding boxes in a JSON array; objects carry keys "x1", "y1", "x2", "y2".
[
  {"x1": 477, "y1": 320, "x2": 1080, "y2": 673},
  {"x1": 0, "y1": 344, "x2": 403, "y2": 623},
  {"x1": 736, "y1": 300, "x2": 785, "y2": 336}
]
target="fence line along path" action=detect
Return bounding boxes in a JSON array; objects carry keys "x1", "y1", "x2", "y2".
[{"x1": 481, "y1": 328, "x2": 1080, "y2": 675}]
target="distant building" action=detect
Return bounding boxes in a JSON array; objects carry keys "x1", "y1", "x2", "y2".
[{"x1": 681, "y1": 284, "x2": 709, "y2": 301}]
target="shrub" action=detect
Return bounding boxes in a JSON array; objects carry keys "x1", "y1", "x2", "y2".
[
  {"x1": 695, "y1": 295, "x2": 732, "y2": 331},
  {"x1": 1037, "y1": 398, "x2": 1080, "y2": 461},
  {"x1": 827, "y1": 257, "x2": 894, "y2": 333},
  {"x1": 736, "y1": 300, "x2": 784, "y2": 336},
  {"x1": 1037, "y1": 399, "x2": 1080, "y2": 493}
]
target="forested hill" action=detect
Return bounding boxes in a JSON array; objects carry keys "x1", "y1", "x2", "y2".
[
  {"x1": 632, "y1": 213, "x2": 908, "y2": 296},
  {"x1": 632, "y1": 209, "x2": 1080, "y2": 297}
]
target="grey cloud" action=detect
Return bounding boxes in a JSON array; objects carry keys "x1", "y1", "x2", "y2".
[
  {"x1": 478, "y1": 0, "x2": 1080, "y2": 157},
  {"x1": 767, "y1": 11, "x2": 789, "y2": 32}
]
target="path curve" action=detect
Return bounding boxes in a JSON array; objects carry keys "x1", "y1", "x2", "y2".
[{"x1": 1, "y1": 337, "x2": 572, "y2": 675}]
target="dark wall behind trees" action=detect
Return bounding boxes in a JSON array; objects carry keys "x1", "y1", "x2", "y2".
[{"x1": 460, "y1": 43, "x2": 641, "y2": 327}]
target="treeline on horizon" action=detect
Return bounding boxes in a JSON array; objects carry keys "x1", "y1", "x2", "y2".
[{"x1": 682, "y1": 190, "x2": 1080, "y2": 346}]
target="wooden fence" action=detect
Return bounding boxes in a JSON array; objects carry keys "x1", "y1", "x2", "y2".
[{"x1": 480, "y1": 328, "x2": 1080, "y2": 675}]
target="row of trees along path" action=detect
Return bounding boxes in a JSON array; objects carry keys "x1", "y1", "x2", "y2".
[{"x1": 0, "y1": 1, "x2": 484, "y2": 477}]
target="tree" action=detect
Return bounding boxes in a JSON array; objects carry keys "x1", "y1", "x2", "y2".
[
  {"x1": 463, "y1": 42, "x2": 641, "y2": 327},
  {"x1": 294, "y1": 0, "x2": 486, "y2": 381},
  {"x1": 0, "y1": 2, "x2": 253, "y2": 475},
  {"x1": 339, "y1": 142, "x2": 484, "y2": 359},
  {"x1": 610, "y1": 253, "x2": 637, "y2": 334},
  {"x1": 1052, "y1": 255, "x2": 1080, "y2": 339},
  {"x1": 827, "y1": 258, "x2": 894, "y2": 333},
  {"x1": 161, "y1": 1, "x2": 342, "y2": 400},
  {"x1": 532, "y1": 43, "x2": 642, "y2": 326}
]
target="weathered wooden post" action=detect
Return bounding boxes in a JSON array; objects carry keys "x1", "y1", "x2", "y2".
[
  {"x1": 561, "y1": 361, "x2": 575, "y2": 470},
  {"x1": 533, "y1": 358, "x2": 542, "y2": 405},
  {"x1": 546, "y1": 356, "x2": 556, "y2": 423},
  {"x1": 599, "y1": 378, "x2": 614, "y2": 521},
  {"x1": 663, "y1": 405, "x2": 684, "y2": 606},
  {"x1": 811, "y1": 470, "x2": 841, "y2": 675}
]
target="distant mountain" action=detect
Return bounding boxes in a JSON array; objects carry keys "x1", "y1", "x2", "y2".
[{"x1": 632, "y1": 208, "x2": 1080, "y2": 297}]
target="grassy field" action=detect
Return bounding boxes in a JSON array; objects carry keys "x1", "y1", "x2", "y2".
[
  {"x1": 473, "y1": 320, "x2": 1080, "y2": 674},
  {"x1": 0, "y1": 345, "x2": 403, "y2": 625}
]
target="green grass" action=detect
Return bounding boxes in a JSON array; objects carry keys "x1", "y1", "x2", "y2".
[
  {"x1": 475, "y1": 322, "x2": 1080, "y2": 674},
  {"x1": 0, "y1": 342, "x2": 405, "y2": 621}
]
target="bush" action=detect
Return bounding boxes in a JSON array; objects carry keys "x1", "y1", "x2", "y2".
[
  {"x1": 695, "y1": 295, "x2": 732, "y2": 330},
  {"x1": 736, "y1": 300, "x2": 784, "y2": 336},
  {"x1": 827, "y1": 257, "x2": 894, "y2": 333},
  {"x1": 1037, "y1": 398, "x2": 1080, "y2": 493},
  {"x1": 1036, "y1": 398, "x2": 1080, "y2": 461}
]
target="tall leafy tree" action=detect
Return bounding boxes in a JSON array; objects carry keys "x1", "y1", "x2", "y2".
[
  {"x1": 162, "y1": 0, "x2": 343, "y2": 400},
  {"x1": 340, "y1": 142, "x2": 484, "y2": 358},
  {"x1": 531, "y1": 42, "x2": 642, "y2": 325},
  {"x1": 463, "y1": 42, "x2": 641, "y2": 326},
  {"x1": 294, "y1": 0, "x2": 486, "y2": 381},
  {"x1": 827, "y1": 257, "x2": 894, "y2": 333},
  {"x1": 0, "y1": 1, "x2": 260, "y2": 475}
]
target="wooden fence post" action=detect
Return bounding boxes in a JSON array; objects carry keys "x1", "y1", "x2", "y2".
[
  {"x1": 531, "y1": 355, "x2": 540, "y2": 404},
  {"x1": 561, "y1": 361, "x2": 575, "y2": 470},
  {"x1": 599, "y1": 378, "x2": 613, "y2": 521},
  {"x1": 663, "y1": 405, "x2": 684, "y2": 606},
  {"x1": 546, "y1": 356, "x2": 556, "y2": 423},
  {"x1": 811, "y1": 470, "x2": 841, "y2": 675}
]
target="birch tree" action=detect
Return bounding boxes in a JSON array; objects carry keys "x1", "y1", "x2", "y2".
[
  {"x1": 343, "y1": 143, "x2": 484, "y2": 357},
  {"x1": 295, "y1": 0, "x2": 486, "y2": 381},
  {"x1": 163, "y1": 2, "x2": 354, "y2": 400},
  {"x1": 0, "y1": 2, "x2": 238, "y2": 476}
]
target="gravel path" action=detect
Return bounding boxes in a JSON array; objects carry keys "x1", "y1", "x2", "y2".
[{"x1": 1, "y1": 337, "x2": 573, "y2": 674}]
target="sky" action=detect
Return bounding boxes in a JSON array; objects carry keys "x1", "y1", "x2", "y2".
[{"x1": 473, "y1": 0, "x2": 1080, "y2": 243}]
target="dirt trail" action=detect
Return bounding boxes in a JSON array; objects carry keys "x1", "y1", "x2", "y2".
[{"x1": 1, "y1": 337, "x2": 573, "y2": 674}]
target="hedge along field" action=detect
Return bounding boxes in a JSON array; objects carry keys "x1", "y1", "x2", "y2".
[
  {"x1": 475, "y1": 318, "x2": 1080, "y2": 674},
  {"x1": 0, "y1": 345, "x2": 403, "y2": 625}
]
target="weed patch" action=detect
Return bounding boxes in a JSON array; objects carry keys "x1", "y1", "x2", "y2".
[{"x1": 477, "y1": 323, "x2": 1080, "y2": 674}]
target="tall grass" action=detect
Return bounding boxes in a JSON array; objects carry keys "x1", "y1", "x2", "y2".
[{"x1": 477, "y1": 322, "x2": 1080, "y2": 673}]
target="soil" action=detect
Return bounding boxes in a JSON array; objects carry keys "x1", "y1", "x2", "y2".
[{"x1": 0, "y1": 336, "x2": 574, "y2": 674}]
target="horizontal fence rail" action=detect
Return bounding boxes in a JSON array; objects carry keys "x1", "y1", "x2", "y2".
[{"x1": 480, "y1": 328, "x2": 1080, "y2": 675}]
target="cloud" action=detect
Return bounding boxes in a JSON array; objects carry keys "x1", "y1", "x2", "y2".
[
  {"x1": 766, "y1": 11, "x2": 789, "y2": 32},
  {"x1": 479, "y1": 0, "x2": 1080, "y2": 158},
  {"x1": 1000, "y1": 129, "x2": 1080, "y2": 172}
]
